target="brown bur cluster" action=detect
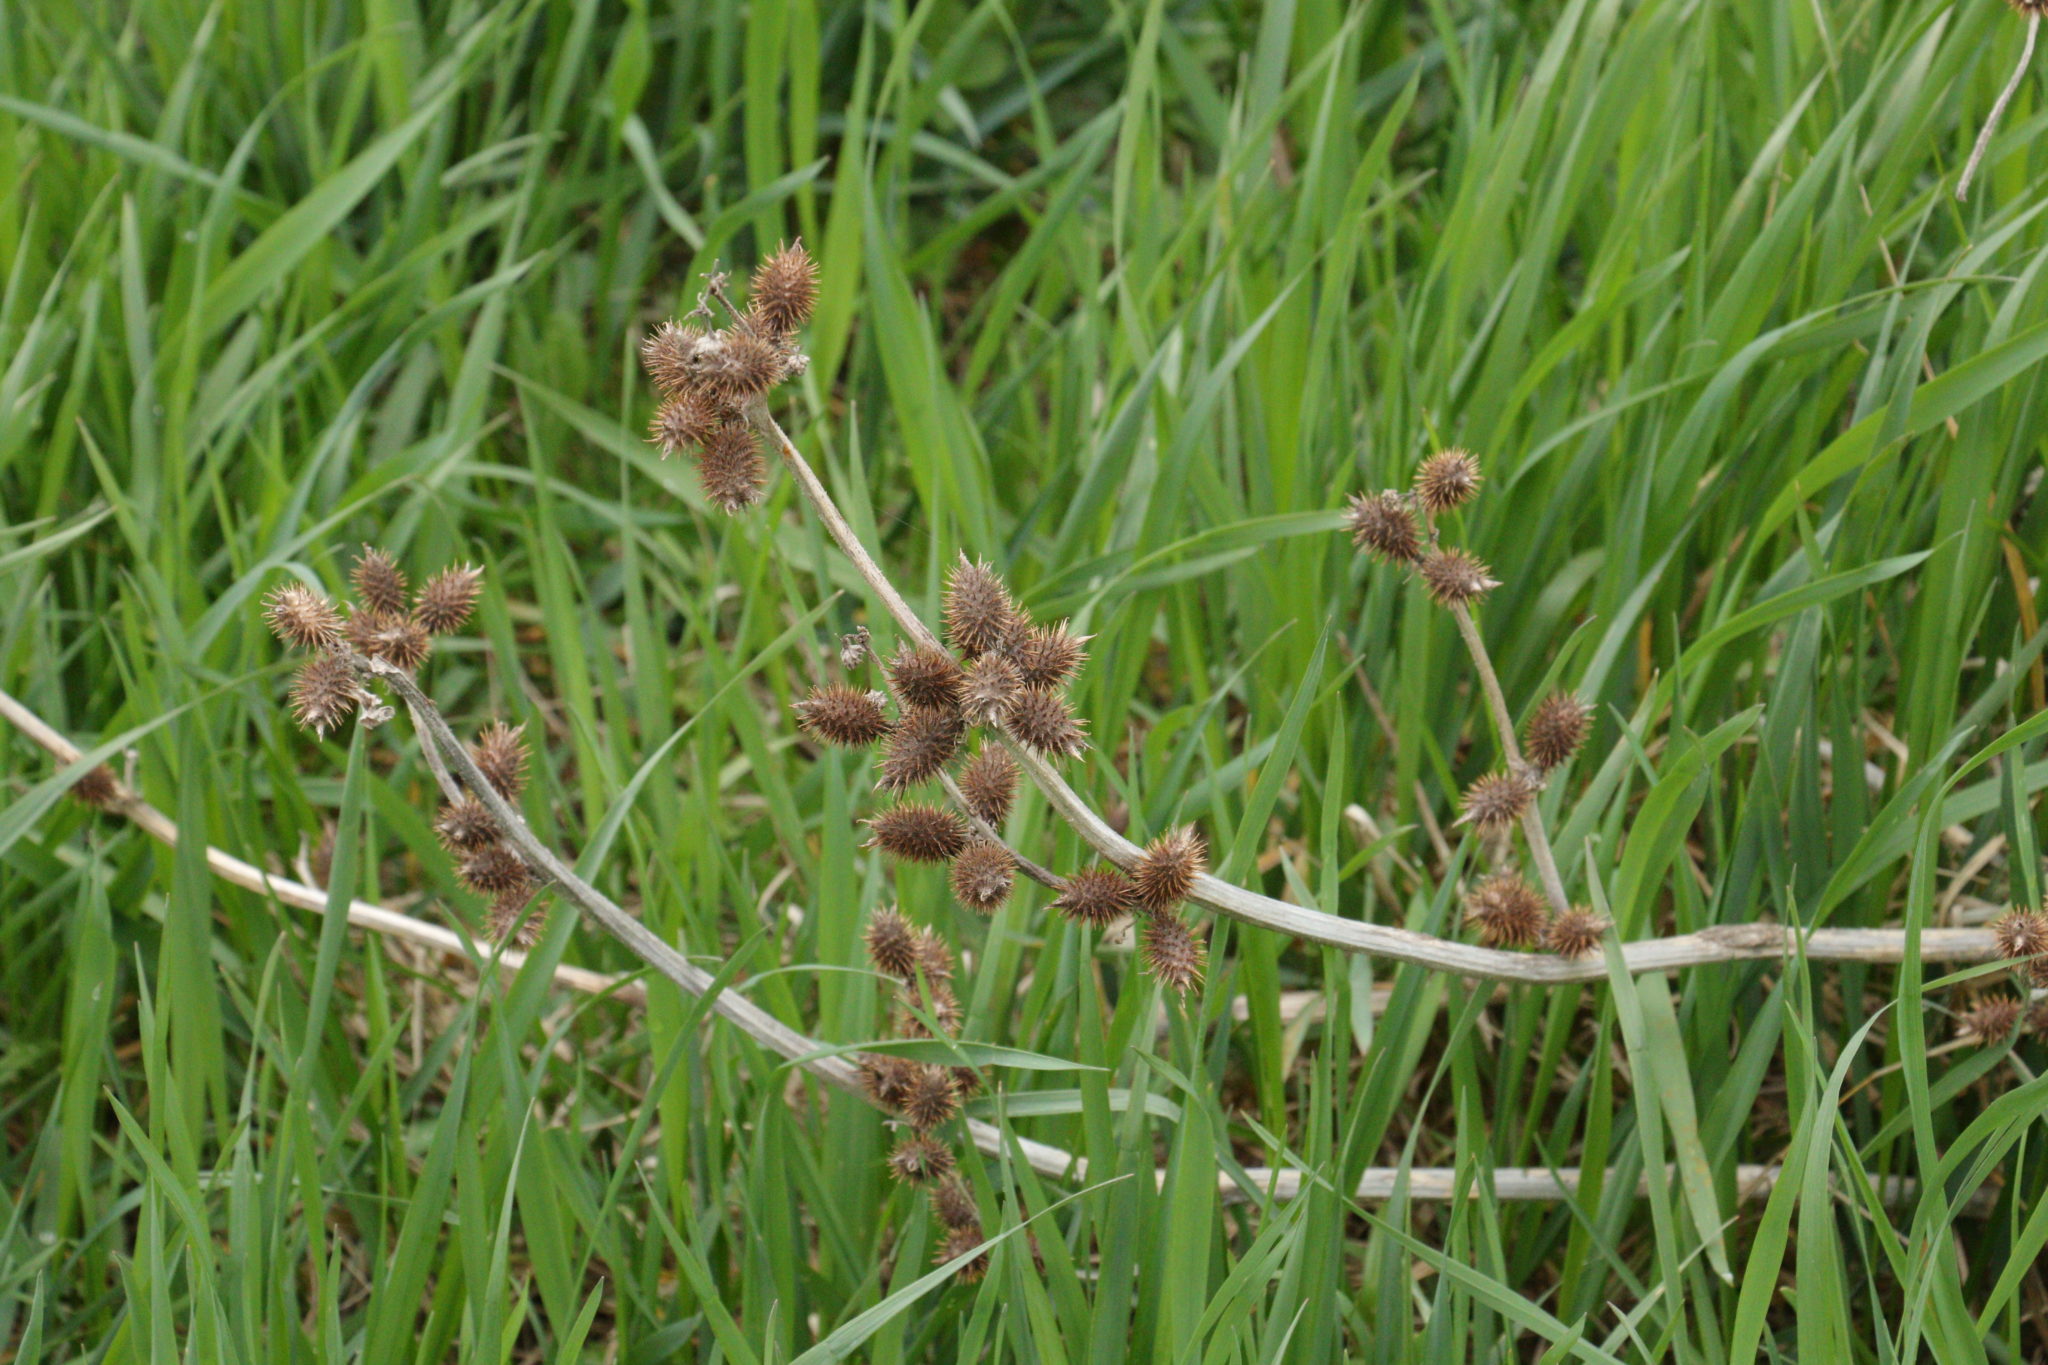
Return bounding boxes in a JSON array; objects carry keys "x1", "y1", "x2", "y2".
[
  {"x1": 1956, "y1": 906, "x2": 2048, "y2": 1045},
  {"x1": 857, "y1": 907, "x2": 990, "y2": 1281},
  {"x1": 640, "y1": 243, "x2": 817, "y2": 513},
  {"x1": 263, "y1": 549, "x2": 546, "y2": 950},
  {"x1": 1345, "y1": 449, "x2": 1607, "y2": 957},
  {"x1": 786, "y1": 549, "x2": 1207, "y2": 994}
]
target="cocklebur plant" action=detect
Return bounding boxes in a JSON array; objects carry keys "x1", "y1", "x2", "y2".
[{"x1": 263, "y1": 549, "x2": 548, "y2": 948}]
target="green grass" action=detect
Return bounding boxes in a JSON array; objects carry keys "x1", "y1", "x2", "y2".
[{"x1": 5, "y1": 0, "x2": 2048, "y2": 1358}]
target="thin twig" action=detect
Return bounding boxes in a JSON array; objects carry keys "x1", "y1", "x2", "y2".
[
  {"x1": 1958, "y1": 12, "x2": 2040, "y2": 202},
  {"x1": 1449, "y1": 600, "x2": 1572, "y2": 915}
]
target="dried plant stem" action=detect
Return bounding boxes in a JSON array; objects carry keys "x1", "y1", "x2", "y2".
[
  {"x1": 1448, "y1": 601, "x2": 1571, "y2": 915},
  {"x1": 1958, "y1": 12, "x2": 2041, "y2": 202},
  {"x1": 0, "y1": 689, "x2": 1998, "y2": 1213},
  {"x1": 751, "y1": 410, "x2": 2001, "y2": 981}
]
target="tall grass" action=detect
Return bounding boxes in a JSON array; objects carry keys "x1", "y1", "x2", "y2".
[{"x1": 3, "y1": 0, "x2": 2047, "y2": 1358}]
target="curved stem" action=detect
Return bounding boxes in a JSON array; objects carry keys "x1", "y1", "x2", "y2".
[{"x1": 1958, "y1": 13, "x2": 2040, "y2": 202}]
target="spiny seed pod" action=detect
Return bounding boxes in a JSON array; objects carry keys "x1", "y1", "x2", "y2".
[
  {"x1": 1460, "y1": 771, "x2": 1536, "y2": 831},
  {"x1": 958, "y1": 745, "x2": 1018, "y2": 827},
  {"x1": 70, "y1": 764, "x2": 121, "y2": 809},
  {"x1": 487, "y1": 892, "x2": 546, "y2": 950},
  {"x1": 950, "y1": 1066, "x2": 983, "y2": 1098},
  {"x1": 1414, "y1": 448, "x2": 1482, "y2": 514},
  {"x1": 936, "y1": 1223, "x2": 990, "y2": 1281},
  {"x1": 1345, "y1": 491, "x2": 1422, "y2": 565},
  {"x1": 748, "y1": 241, "x2": 819, "y2": 338},
  {"x1": 1958, "y1": 995, "x2": 2025, "y2": 1044},
  {"x1": 434, "y1": 797, "x2": 499, "y2": 853},
  {"x1": 1542, "y1": 907, "x2": 1609, "y2": 959},
  {"x1": 1419, "y1": 548, "x2": 1500, "y2": 607},
  {"x1": 899, "y1": 984, "x2": 962, "y2": 1038},
  {"x1": 886, "y1": 1133, "x2": 955, "y2": 1186},
  {"x1": 961, "y1": 653, "x2": 1022, "y2": 725},
  {"x1": 900, "y1": 1065, "x2": 959, "y2": 1131},
  {"x1": 1992, "y1": 909, "x2": 2048, "y2": 963},
  {"x1": 945, "y1": 556, "x2": 1021, "y2": 659},
  {"x1": 696, "y1": 421, "x2": 767, "y2": 514},
  {"x1": 640, "y1": 321, "x2": 707, "y2": 397},
  {"x1": 1524, "y1": 692, "x2": 1591, "y2": 770},
  {"x1": 459, "y1": 844, "x2": 532, "y2": 897},
  {"x1": 1141, "y1": 913, "x2": 1206, "y2": 994},
  {"x1": 864, "y1": 906, "x2": 920, "y2": 978},
  {"x1": 694, "y1": 327, "x2": 786, "y2": 402},
  {"x1": 860, "y1": 1054, "x2": 917, "y2": 1109},
  {"x1": 911, "y1": 927, "x2": 956, "y2": 982},
  {"x1": 866, "y1": 804, "x2": 970, "y2": 863},
  {"x1": 1463, "y1": 874, "x2": 1547, "y2": 948},
  {"x1": 1132, "y1": 825, "x2": 1205, "y2": 913},
  {"x1": 650, "y1": 390, "x2": 725, "y2": 456},
  {"x1": 887, "y1": 644, "x2": 967, "y2": 710},
  {"x1": 839, "y1": 625, "x2": 872, "y2": 670},
  {"x1": 345, "y1": 608, "x2": 432, "y2": 672},
  {"x1": 1053, "y1": 867, "x2": 1134, "y2": 927},
  {"x1": 415, "y1": 565, "x2": 483, "y2": 635},
  {"x1": 290, "y1": 655, "x2": 359, "y2": 736},
  {"x1": 470, "y1": 722, "x2": 529, "y2": 799},
  {"x1": 1008, "y1": 623, "x2": 1088, "y2": 690},
  {"x1": 350, "y1": 547, "x2": 408, "y2": 616},
  {"x1": 879, "y1": 706, "x2": 967, "y2": 792},
  {"x1": 1002, "y1": 687, "x2": 1087, "y2": 759},
  {"x1": 794, "y1": 684, "x2": 892, "y2": 747},
  {"x1": 263, "y1": 583, "x2": 345, "y2": 651},
  {"x1": 950, "y1": 841, "x2": 1016, "y2": 915},
  {"x1": 930, "y1": 1176, "x2": 979, "y2": 1230}
]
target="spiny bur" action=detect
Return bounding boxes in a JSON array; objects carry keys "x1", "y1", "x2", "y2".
[
  {"x1": 864, "y1": 906, "x2": 920, "y2": 979},
  {"x1": 748, "y1": 241, "x2": 820, "y2": 338},
  {"x1": 887, "y1": 644, "x2": 967, "y2": 710},
  {"x1": 470, "y1": 722, "x2": 530, "y2": 799},
  {"x1": 794, "y1": 684, "x2": 892, "y2": 748},
  {"x1": 936, "y1": 1224, "x2": 990, "y2": 1281},
  {"x1": 878, "y1": 706, "x2": 965, "y2": 792},
  {"x1": 899, "y1": 1065, "x2": 960, "y2": 1131},
  {"x1": 1958, "y1": 995, "x2": 2025, "y2": 1044},
  {"x1": 290, "y1": 656, "x2": 359, "y2": 736},
  {"x1": 697, "y1": 422, "x2": 767, "y2": 514},
  {"x1": 263, "y1": 583, "x2": 345, "y2": 651},
  {"x1": 1414, "y1": 448, "x2": 1482, "y2": 514},
  {"x1": 1524, "y1": 692, "x2": 1590, "y2": 769},
  {"x1": 351, "y1": 546, "x2": 408, "y2": 615},
  {"x1": 1141, "y1": 913, "x2": 1206, "y2": 994},
  {"x1": 1008, "y1": 623, "x2": 1087, "y2": 689},
  {"x1": 866, "y1": 804, "x2": 970, "y2": 863},
  {"x1": 1002, "y1": 687, "x2": 1087, "y2": 758},
  {"x1": 1464, "y1": 874, "x2": 1547, "y2": 948},
  {"x1": 886, "y1": 1134, "x2": 955, "y2": 1186},
  {"x1": 487, "y1": 893, "x2": 546, "y2": 950},
  {"x1": 1459, "y1": 771, "x2": 1536, "y2": 831},
  {"x1": 415, "y1": 565, "x2": 483, "y2": 635},
  {"x1": 1052, "y1": 867, "x2": 1134, "y2": 927},
  {"x1": 958, "y1": 745, "x2": 1018, "y2": 827},
  {"x1": 460, "y1": 844, "x2": 532, "y2": 897},
  {"x1": 945, "y1": 556, "x2": 1021, "y2": 659},
  {"x1": 346, "y1": 608, "x2": 431, "y2": 672},
  {"x1": 1346, "y1": 491, "x2": 1422, "y2": 564},
  {"x1": 69, "y1": 764, "x2": 121, "y2": 810},
  {"x1": 434, "y1": 797, "x2": 499, "y2": 852},
  {"x1": 950, "y1": 841, "x2": 1016, "y2": 915},
  {"x1": 1419, "y1": 548, "x2": 1500, "y2": 607},
  {"x1": 961, "y1": 654, "x2": 1022, "y2": 725},
  {"x1": 931, "y1": 1176, "x2": 980, "y2": 1230},
  {"x1": 1132, "y1": 826, "x2": 1205, "y2": 913},
  {"x1": 1542, "y1": 906, "x2": 1609, "y2": 959}
]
